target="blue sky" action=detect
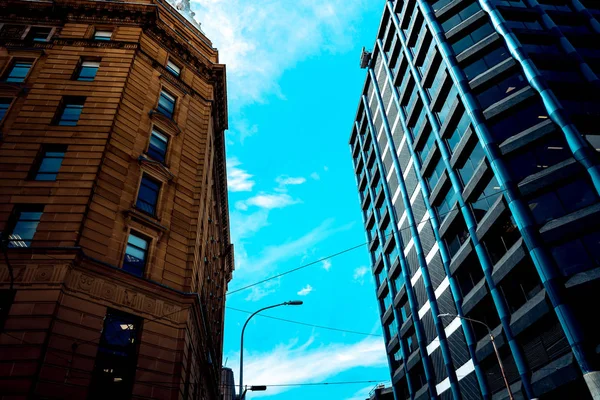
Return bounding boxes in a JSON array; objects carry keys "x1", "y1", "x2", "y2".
[{"x1": 192, "y1": 2, "x2": 388, "y2": 399}]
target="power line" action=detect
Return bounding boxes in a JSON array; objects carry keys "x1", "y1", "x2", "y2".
[
  {"x1": 226, "y1": 306, "x2": 382, "y2": 337},
  {"x1": 225, "y1": 185, "x2": 510, "y2": 296}
]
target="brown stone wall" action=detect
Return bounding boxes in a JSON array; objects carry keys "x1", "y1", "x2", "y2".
[{"x1": 0, "y1": 0, "x2": 232, "y2": 399}]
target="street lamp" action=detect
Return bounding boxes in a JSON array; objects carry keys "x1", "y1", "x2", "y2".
[
  {"x1": 238, "y1": 385, "x2": 267, "y2": 400},
  {"x1": 239, "y1": 301, "x2": 303, "y2": 399},
  {"x1": 438, "y1": 313, "x2": 514, "y2": 400}
]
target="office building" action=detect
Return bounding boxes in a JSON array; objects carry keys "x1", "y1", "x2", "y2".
[
  {"x1": 350, "y1": 0, "x2": 600, "y2": 398},
  {"x1": 0, "y1": 0, "x2": 233, "y2": 398}
]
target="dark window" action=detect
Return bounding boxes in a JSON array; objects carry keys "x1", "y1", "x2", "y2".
[
  {"x1": 458, "y1": 141, "x2": 485, "y2": 185},
  {"x1": 56, "y1": 97, "x2": 85, "y2": 126},
  {"x1": 470, "y1": 176, "x2": 502, "y2": 221},
  {"x1": 528, "y1": 178, "x2": 597, "y2": 225},
  {"x1": 506, "y1": 135, "x2": 571, "y2": 182},
  {"x1": 33, "y1": 145, "x2": 67, "y2": 181},
  {"x1": 551, "y1": 239, "x2": 595, "y2": 276},
  {"x1": 0, "y1": 98, "x2": 12, "y2": 121},
  {"x1": 123, "y1": 232, "x2": 149, "y2": 277},
  {"x1": 0, "y1": 290, "x2": 16, "y2": 332},
  {"x1": 436, "y1": 186, "x2": 458, "y2": 221},
  {"x1": 475, "y1": 72, "x2": 528, "y2": 110},
  {"x1": 455, "y1": 253, "x2": 484, "y2": 298},
  {"x1": 28, "y1": 26, "x2": 52, "y2": 42},
  {"x1": 89, "y1": 309, "x2": 141, "y2": 400},
  {"x1": 148, "y1": 128, "x2": 168, "y2": 162},
  {"x1": 489, "y1": 100, "x2": 548, "y2": 143},
  {"x1": 445, "y1": 217, "x2": 469, "y2": 258},
  {"x1": 446, "y1": 110, "x2": 471, "y2": 152},
  {"x1": 75, "y1": 60, "x2": 100, "y2": 81},
  {"x1": 467, "y1": 295, "x2": 500, "y2": 341},
  {"x1": 451, "y1": 22, "x2": 495, "y2": 54},
  {"x1": 8, "y1": 206, "x2": 43, "y2": 248},
  {"x1": 498, "y1": 259, "x2": 543, "y2": 313},
  {"x1": 4, "y1": 60, "x2": 32, "y2": 83},
  {"x1": 436, "y1": 87, "x2": 459, "y2": 125},
  {"x1": 426, "y1": 157, "x2": 446, "y2": 191},
  {"x1": 482, "y1": 213, "x2": 520, "y2": 265},
  {"x1": 166, "y1": 59, "x2": 181, "y2": 77},
  {"x1": 157, "y1": 90, "x2": 176, "y2": 119},
  {"x1": 463, "y1": 45, "x2": 512, "y2": 80},
  {"x1": 418, "y1": 132, "x2": 436, "y2": 163},
  {"x1": 441, "y1": 2, "x2": 482, "y2": 32},
  {"x1": 94, "y1": 29, "x2": 112, "y2": 41},
  {"x1": 432, "y1": 0, "x2": 453, "y2": 11},
  {"x1": 135, "y1": 175, "x2": 161, "y2": 216}
]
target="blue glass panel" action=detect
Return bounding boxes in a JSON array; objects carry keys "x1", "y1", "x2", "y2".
[{"x1": 5, "y1": 62, "x2": 32, "y2": 83}]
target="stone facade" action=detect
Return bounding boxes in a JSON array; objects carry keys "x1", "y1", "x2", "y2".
[{"x1": 0, "y1": 1, "x2": 232, "y2": 399}]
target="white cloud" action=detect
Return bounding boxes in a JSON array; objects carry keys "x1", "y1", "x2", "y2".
[
  {"x1": 227, "y1": 158, "x2": 255, "y2": 192},
  {"x1": 245, "y1": 279, "x2": 280, "y2": 302},
  {"x1": 227, "y1": 336, "x2": 387, "y2": 397},
  {"x1": 297, "y1": 284, "x2": 314, "y2": 296},
  {"x1": 310, "y1": 172, "x2": 320, "y2": 180},
  {"x1": 237, "y1": 193, "x2": 301, "y2": 210},
  {"x1": 353, "y1": 266, "x2": 369, "y2": 285},
  {"x1": 191, "y1": 0, "x2": 368, "y2": 108},
  {"x1": 322, "y1": 260, "x2": 332, "y2": 271},
  {"x1": 275, "y1": 176, "x2": 306, "y2": 186}
]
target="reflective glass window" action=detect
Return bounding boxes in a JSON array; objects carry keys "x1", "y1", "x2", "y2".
[
  {"x1": 470, "y1": 176, "x2": 502, "y2": 221},
  {"x1": 4, "y1": 60, "x2": 32, "y2": 83},
  {"x1": 148, "y1": 128, "x2": 168, "y2": 162},
  {"x1": 475, "y1": 72, "x2": 527, "y2": 109},
  {"x1": 463, "y1": 45, "x2": 511, "y2": 80},
  {"x1": 489, "y1": 101, "x2": 548, "y2": 143},
  {"x1": 0, "y1": 98, "x2": 12, "y2": 121},
  {"x1": 76, "y1": 60, "x2": 100, "y2": 81},
  {"x1": 446, "y1": 111, "x2": 471, "y2": 152},
  {"x1": 426, "y1": 157, "x2": 446, "y2": 190},
  {"x1": 8, "y1": 208, "x2": 43, "y2": 248},
  {"x1": 28, "y1": 27, "x2": 52, "y2": 42},
  {"x1": 94, "y1": 30, "x2": 112, "y2": 41},
  {"x1": 136, "y1": 175, "x2": 161, "y2": 216},
  {"x1": 451, "y1": 23, "x2": 495, "y2": 54},
  {"x1": 123, "y1": 232, "x2": 149, "y2": 277},
  {"x1": 56, "y1": 97, "x2": 85, "y2": 126},
  {"x1": 458, "y1": 142, "x2": 485, "y2": 185},
  {"x1": 166, "y1": 59, "x2": 181, "y2": 77},
  {"x1": 34, "y1": 146, "x2": 66, "y2": 181},
  {"x1": 157, "y1": 90, "x2": 176, "y2": 119}
]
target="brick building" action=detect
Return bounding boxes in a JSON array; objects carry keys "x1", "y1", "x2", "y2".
[{"x1": 0, "y1": 0, "x2": 233, "y2": 399}]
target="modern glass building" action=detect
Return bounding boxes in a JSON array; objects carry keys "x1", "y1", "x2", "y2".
[{"x1": 350, "y1": 1, "x2": 600, "y2": 399}]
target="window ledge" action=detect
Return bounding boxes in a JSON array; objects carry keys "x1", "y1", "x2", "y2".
[
  {"x1": 148, "y1": 109, "x2": 181, "y2": 135},
  {"x1": 539, "y1": 202, "x2": 600, "y2": 244},
  {"x1": 509, "y1": 288, "x2": 549, "y2": 337},
  {"x1": 138, "y1": 155, "x2": 174, "y2": 182},
  {"x1": 124, "y1": 209, "x2": 168, "y2": 237}
]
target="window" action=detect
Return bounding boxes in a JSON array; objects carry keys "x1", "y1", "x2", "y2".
[
  {"x1": 455, "y1": 254, "x2": 484, "y2": 298},
  {"x1": 148, "y1": 128, "x2": 168, "y2": 162},
  {"x1": 440, "y1": 2, "x2": 482, "y2": 32},
  {"x1": 458, "y1": 141, "x2": 485, "y2": 185},
  {"x1": 33, "y1": 145, "x2": 67, "y2": 181},
  {"x1": 0, "y1": 98, "x2": 12, "y2": 121},
  {"x1": 463, "y1": 45, "x2": 512, "y2": 80},
  {"x1": 166, "y1": 59, "x2": 181, "y2": 77},
  {"x1": 446, "y1": 111, "x2": 471, "y2": 152},
  {"x1": 482, "y1": 214, "x2": 520, "y2": 264},
  {"x1": 8, "y1": 206, "x2": 43, "y2": 248},
  {"x1": 451, "y1": 22, "x2": 495, "y2": 55},
  {"x1": 445, "y1": 217, "x2": 469, "y2": 258},
  {"x1": 55, "y1": 97, "x2": 85, "y2": 126},
  {"x1": 123, "y1": 232, "x2": 149, "y2": 277},
  {"x1": 3, "y1": 60, "x2": 32, "y2": 83},
  {"x1": 0, "y1": 290, "x2": 16, "y2": 332},
  {"x1": 75, "y1": 60, "x2": 100, "y2": 81},
  {"x1": 470, "y1": 176, "x2": 502, "y2": 221},
  {"x1": 506, "y1": 135, "x2": 571, "y2": 182},
  {"x1": 135, "y1": 175, "x2": 161, "y2": 216},
  {"x1": 426, "y1": 157, "x2": 446, "y2": 191},
  {"x1": 94, "y1": 29, "x2": 112, "y2": 41},
  {"x1": 498, "y1": 260, "x2": 543, "y2": 313},
  {"x1": 28, "y1": 26, "x2": 52, "y2": 42},
  {"x1": 436, "y1": 187, "x2": 458, "y2": 221},
  {"x1": 89, "y1": 309, "x2": 141, "y2": 400},
  {"x1": 475, "y1": 72, "x2": 528, "y2": 110},
  {"x1": 157, "y1": 90, "x2": 176, "y2": 119}
]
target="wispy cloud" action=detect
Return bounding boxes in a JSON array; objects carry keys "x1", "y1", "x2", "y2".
[
  {"x1": 245, "y1": 279, "x2": 280, "y2": 302},
  {"x1": 310, "y1": 172, "x2": 320, "y2": 180},
  {"x1": 236, "y1": 193, "x2": 301, "y2": 210},
  {"x1": 227, "y1": 336, "x2": 387, "y2": 397},
  {"x1": 192, "y1": 0, "x2": 369, "y2": 107},
  {"x1": 227, "y1": 158, "x2": 255, "y2": 192},
  {"x1": 276, "y1": 176, "x2": 306, "y2": 186},
  {"x1": 297, "y1": 284, "x2": 314, "y2": 296},
  {"x1": 353, "y1": 266, "x2": 369, "y2": 285},
  {"x1": 322, "y1": 260, "x2": 332, "y2": 271}
]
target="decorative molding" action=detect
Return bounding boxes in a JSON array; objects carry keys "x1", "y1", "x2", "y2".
[{"x1": 138, "y1": 155, "x2": 175, "y2": 182}]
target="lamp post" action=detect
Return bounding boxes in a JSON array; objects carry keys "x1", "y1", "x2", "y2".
[
  {"x1": 239, "y1": 300, "x2": 303, "y2": 400},
  {"x1": 438, "y1": 313, "x2": 514, "y2": 400},
  {"x1": 239, "y1": 385, "x2": 267, "y2": 399}
]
